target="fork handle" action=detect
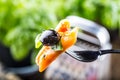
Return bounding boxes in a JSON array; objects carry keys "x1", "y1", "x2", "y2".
[{"x1": 100, "y1": 49, "x2": 120, "y2": 55}]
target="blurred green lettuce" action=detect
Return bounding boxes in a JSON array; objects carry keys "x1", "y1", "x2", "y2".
[
  {"x1": 55, "y1": 0, "x2": 120, "y2": 29},
  {"x1": 0, "y1": 0, "x2": 58, "y2": 61}
]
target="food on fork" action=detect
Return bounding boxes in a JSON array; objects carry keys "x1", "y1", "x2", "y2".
[{"x1": 35, "y1": 19, "x2": 78, "y2": 72}]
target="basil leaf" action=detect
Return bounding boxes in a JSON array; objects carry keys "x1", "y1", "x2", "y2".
[
  {"x1": 35, "y1": 34, "x2": 42, "y2": 48},
  {"x1": 51, "y1": 41, "x2": 63, "y2": 51}
]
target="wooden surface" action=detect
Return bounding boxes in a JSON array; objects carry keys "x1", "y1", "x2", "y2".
[{"x1": 110, "y1": 38, "x2": 120, "y2": 80}]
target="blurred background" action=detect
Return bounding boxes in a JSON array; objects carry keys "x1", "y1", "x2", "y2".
[{"x1": 0, "y1": 0, "x2": 120, "y2": 80}]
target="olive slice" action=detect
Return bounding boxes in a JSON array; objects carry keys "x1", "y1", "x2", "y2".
[{"x1": 40, "y1": 30, "x2": 60, "y2": 46}]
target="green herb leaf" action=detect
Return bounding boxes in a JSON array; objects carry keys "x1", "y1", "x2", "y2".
[
  {"x1": 35, "y1": 34, "x2": 42, "y2": 48},
  {"x1": 51, "y1": 41, "x2": 63, "y2": 51}
]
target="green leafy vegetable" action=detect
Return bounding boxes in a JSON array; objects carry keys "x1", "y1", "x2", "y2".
[
  {"x1": 35, "y1": 34, "x2": 42, "y2": 49},
  {"x1": 0, "y1": 0, "x2": 58, "y2": 61},
  {"x1": 51, "y1": 41, "x2": 63, "y2": 51}
]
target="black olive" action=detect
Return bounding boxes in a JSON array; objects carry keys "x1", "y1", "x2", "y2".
[{"x1": 40, "y1": 30, "x2": 60, "y2": 46}]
